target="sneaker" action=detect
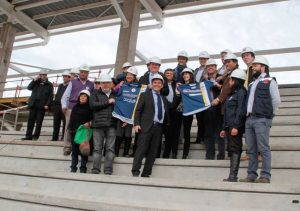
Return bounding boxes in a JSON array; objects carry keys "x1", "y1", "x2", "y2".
[
  {"x1": 255, "y1": 177, "x2": 270, "y2": 183},
  {"x1": 70, "y1": 168, "x2": 77, "y2": 173},
  {"x1": 80, "y1": 168, "x2": 87, "y2": 173},
  {"x1": 223, "y1": 178, "x2": 238, "y2": 182},
  {"x1": 104, "y1": 171, "x2": 112, "y2": 175},
  {"x1": 182, "y1": 155, "x2": 188, "y2": 159},
  {"x1": 239, "y1": 177, "x2": 256, "y2": 183},
  {"x1": 240, "y1": 154, "x2": 249, "y2": 161},
  {"x1": 91, "y1": 169, "x2": 100, "y2": 174},
  {"x1": 21, "y1": 137, "x2": 32, "y2": 141}
]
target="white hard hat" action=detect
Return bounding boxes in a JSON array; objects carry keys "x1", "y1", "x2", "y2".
[
  {"x1": 181, "y1": 67, "x2": 194, "y2": 75},
  {"x1": 98, "y1": 73, "x2": 112, "y2": 82},
  {"x1": 122, "y1": 62, "x2": 132, "y2": 69},
  {"x1": 231, "y1": 68, "x2": 246, "y2": 80},
  {"x1": 241, "y1": 46, "x2": 255, "y2": 55},
  {"x1": 62, "y1": 70, "x2": 71, "y2": 77},
  {"x1": 79, "y1": 64, "x2": 90, "y2": 72},
  {"x1": 149, "y1": 56, "x2": 161, "y2": 65},
  {"x1": 220, "y1": 49, "x2": 232, "y2": 54},
  {"x1": 177, "y1": 50, "x2": 189, "y2": 58},
  {"x1": 224, "y1": 52, "x2": 238, "y2": 61},
  {"x1": 39, "y1": 69, "x2": 48, "y2": 75},
  {"x1": 206, "y1": 58, "x2": 217, "y2": 66},
  {"x1": 198, "y1": 51, "x2": 210, "y2": 59},
  {"x1": 70, "y1": 67, "x2": 79, "y2": 74},
  {"x1": 79, "y1": 89, "x2": 90, "y2": 97},
  {"x1": 151, "y1": 74, "x2": 164, "y2": 83},
  {"x1": 252, "y1": 56, "x2": 269, "y2": 67},
  {"x1": 126, "y1": 66, "x2": 138, "y2": 76}
]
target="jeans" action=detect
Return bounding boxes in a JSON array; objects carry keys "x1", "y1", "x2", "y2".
[
  {"x1": 245, "y1": 116, "x2": 272, "y2": 179},
  {"x1": 92, "y1": 127, "x2": 116, "y2": 173}
]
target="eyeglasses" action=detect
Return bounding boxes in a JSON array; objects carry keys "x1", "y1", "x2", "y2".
[{"x1": 95, "y1": 82, "x2": 101, "y2": 84}]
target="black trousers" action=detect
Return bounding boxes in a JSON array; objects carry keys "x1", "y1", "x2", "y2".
[
  {"x1": 163, "y1": 111, "x2": 182, "y2": 158},
  {"x1": 182, "y1": 115, "x2": 193, "y2": 156},
  {"x1": 196, "y1": 112, "x2": 205, "y2": 143},
  {"x1": 226, "y1": 128, "x2": 243, "y2": 154},
  {"x1": 132, "y1": 123, "x2": 163, "y2": 176},
  {"x1": 70, "y1": 132, "x2": 88, "y2": 171},
  {"x1": 25, "y1": 106, "x2": 46, "y2": 139},
  {"x1": 52, "y1": 104, "x2": 66, "y2": 141},
  {"x1": 203, "y1": 107, "x2": 220, "y2": 160}
]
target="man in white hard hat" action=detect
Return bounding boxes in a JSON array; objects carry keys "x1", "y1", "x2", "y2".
[
  {"x1": 61, "y1": 64, "x2": 94, "y2": 155},
  {"x1": 194, "y1": 51, "x2": 210, "y2": 83},
  {"x1": 132, "y1": 74, "x2": 169, "y2": 177},
  {"x1": 240, "y1": 47, "x2": 258, "y2": 162},
  {"x1": 240, "y1": 56, "x2": 280, "y2": 184},
  {"x1": 139, "y1": 56, "x2": 169, "y2": 96},
  {"x1": 50, "y1": 71, "x2": 71, "y2": 141},
  {"x1": 69, "y1": 67, "x2": 79, "y2": 80},
  {"x1": 218, "y1": 49, "x2": 233, "y2": 76},
  {"x1": 174, "y1": 50, "x2": 189, "y2": 83},
  {"x1": 241, "y1": 46, "x2": 255, "y2": 87},
  {"x1": 211, "y1": 53, "x2": 239, "y2": 107},
  {"x1": 193, "y1": 51, "x2": 210, "y2": 144},
  {"x1": 22, "y1": 69, "x2": 53, "y2": 141},
  {"x1": 115, "y1": 62, "x2": 132, "y2": 84},
  {"x1": 90, "y1": 73, "x2": 116, "y2": 175}
]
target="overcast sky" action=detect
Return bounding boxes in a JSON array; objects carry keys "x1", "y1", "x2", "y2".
[{"x1": 5, "y1": 0, "x2": 300, "y2": 97}]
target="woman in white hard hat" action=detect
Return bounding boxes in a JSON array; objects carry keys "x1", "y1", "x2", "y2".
[
  {"x1": 220, "y1": 68, "x2": 247, "y2": 182},
  {"x1": 174, "y1": 68, "x2": 195, "y2": 159},
  {"x1": 69, "y1": 90, "x2": 92, "y2": 173},
  {"x1": 114, "y1": 66, "x2": 139, "y2": 157}
]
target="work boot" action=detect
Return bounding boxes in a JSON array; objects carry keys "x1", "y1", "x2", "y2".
[
  {"x1": 223, "y1": 153, "x2": 240, "y2": 182},
  {"x1": 114, "y1": 136, "x2": 122, "y2": 157},
  {"x1": 255, "y1": 177, "x2": 270, "y2": 183},
  {"x1": 123, "y1": 138, "x2": 132, "y2": 157},
  {"x1": 239, "y1": 177, "x2": 256, "y2": 183}
]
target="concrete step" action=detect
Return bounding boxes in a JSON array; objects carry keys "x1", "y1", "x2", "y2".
[
  {"x1": 1, "y1": 140, "x2": 300, "y2": 164},
  {"x1": 0, "y1": 169, "x2": 299, "y2": 211},
  {"x1": 279, "y1": 101, "x2": 300, "y2": 108},
  {"x1": 279, "y1": 88, "x2": 300, "y2": 96},
  {"x1": 280, "y1": 95, "x2": 300, "y2": 102},
  {"x1": 0, "y1": 154, "x2": 299, "y2": 184},
  {"x1": 0, "y1": 197, "x2": 76, "y2": 211}
]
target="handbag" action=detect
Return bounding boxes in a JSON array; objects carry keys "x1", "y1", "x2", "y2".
[{"x1": 74, "y1": 125, "x2": 93, "y2": 156}]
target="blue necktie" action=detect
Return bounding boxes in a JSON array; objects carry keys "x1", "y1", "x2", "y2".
[{"x1": 156, "y1": 93, "x2": 162, "y2": 121}]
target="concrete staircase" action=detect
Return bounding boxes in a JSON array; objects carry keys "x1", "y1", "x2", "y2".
[{"x1": 0, "y1": 86, "x2": 300, "y2": 210}]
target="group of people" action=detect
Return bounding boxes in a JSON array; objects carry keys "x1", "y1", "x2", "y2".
[{"x1": 22, "y1": 46, "x2": 281, "y2": 183}]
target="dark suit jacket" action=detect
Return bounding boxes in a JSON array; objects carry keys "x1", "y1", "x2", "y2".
[
  {"x1": 138, "y1": 71, "x2": 169, "y2": 96},
  {"x1": 134, "y1": 90, "x2": 169, "y2": 133}
]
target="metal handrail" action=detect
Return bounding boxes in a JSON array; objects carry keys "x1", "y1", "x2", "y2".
[{"x1": 0, "y1": 105, "x2": 28, "y2": 132}]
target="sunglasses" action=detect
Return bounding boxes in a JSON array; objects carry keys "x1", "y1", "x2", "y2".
[{"x1": 95, "y1": 82, "x2": 101, "y2": 84}]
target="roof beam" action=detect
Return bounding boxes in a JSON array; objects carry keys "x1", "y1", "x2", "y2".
[
  {"x1": 9, "y1": 64, "x2": 34, "y2": 79},
  {"x1": 15, "y1": 0, "x2": 63, "y2": 11},
  {"x1": 32, "y1": 0, "x2": 123, "y2": 21},
  {"x1": 139, "y1": 0, "x2": 163, "y2": 22},
  {"x1": 0, "y1": 1, "x2": 48, "y2": 39},
  {"x1": 110, "y1": 0, "x2": 129, "y2": 27}
]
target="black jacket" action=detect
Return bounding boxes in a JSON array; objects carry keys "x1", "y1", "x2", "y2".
[
  {"x1": 138, "y1": 71, "x2": 169, "y2": 96},
  {"x1": 134, "y1": 90, "x2": 170, "y2": 133},
  {"x1": 223, "y1": 87, "x2": 247, "y2": 131},
  {"x1": 27, "y1": 79, "x2": 53, "y2": 108},
  {"x1": 89, "y1": 88, "x2": 117, "y2": 128},
  {"x1": 69, "y1": 101, "x2": 93, "y2": 132}
]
